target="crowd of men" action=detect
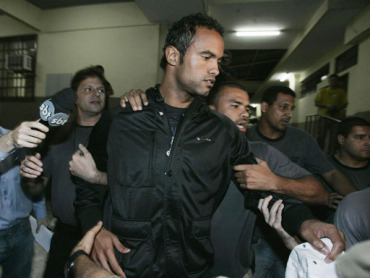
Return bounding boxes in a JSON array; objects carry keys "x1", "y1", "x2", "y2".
[{"x1": 1, "y1": 12, "x2": 369, "y2": 278}]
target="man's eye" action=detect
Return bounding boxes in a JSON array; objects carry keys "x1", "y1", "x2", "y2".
[
  {"x1": 98, "y1": 88, "x2": 105, "y2": 94},
  {"x1": 203, "y1": 56, "x2": 211, "y2": 60},
  {"x1": 84, "y1": 87, "x2": 91, "y2": 92},
  {"x1": 231, "y1": 104, "x2": 238, "y2": 108}
]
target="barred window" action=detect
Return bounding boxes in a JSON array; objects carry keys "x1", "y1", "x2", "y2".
[
  {"x1": 335, "y1": 45, "x2": 358, "y2": 73},
  {"x1": 0, "y1": 35, "x2": 37, "y2": 100},
  {"x1": 300, "y1": 64, "x2": 329, "y2": 97}
]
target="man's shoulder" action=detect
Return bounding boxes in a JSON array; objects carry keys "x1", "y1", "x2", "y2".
[
  {"x1": 249, "y1": 141, "x2": 274, "y2": 161},
  {"x1": 249, "y1": 141, "x2": 268, "y2": 153},
  {"x1": 208, "y1": 109, "x2": 242, "y2": 139},
  {"x1": 250, "y1": 141, "x2": 290, "y2": 162},
  {"x1": 285, "y1": 126, "x2": 311, "y2": 138},
  {"x1": 318, "y1": 86, "x2": 329, "y2": 93}
]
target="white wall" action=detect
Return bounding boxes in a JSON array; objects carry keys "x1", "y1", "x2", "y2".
[
  {"x1": 0, "y1": 15, "x2": 37, "y2": 36},
  {"x1": 0, "y1": 2, "x2": 161, "y2": 97},
  {"x1": 36, "y1": 24, "x2": 159, "y2": 97}
]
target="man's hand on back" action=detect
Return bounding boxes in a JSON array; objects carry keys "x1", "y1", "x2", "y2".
[{"x1": 120, "y1": 89, "x2": 148, "y2": 111}]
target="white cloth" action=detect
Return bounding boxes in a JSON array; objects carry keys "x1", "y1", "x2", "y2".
[{"x1": 285, "y1": 238, "x2": 341, "y2": 278}]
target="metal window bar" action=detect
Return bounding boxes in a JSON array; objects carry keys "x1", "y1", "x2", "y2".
[
  {"x1": 0, "y1": 35, "x2": 37, "y2": 101},
  {"x1": 305, "y1": 114, "x2": 321, "y2": 139}
]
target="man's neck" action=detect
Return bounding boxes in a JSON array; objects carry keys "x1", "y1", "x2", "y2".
[
  {"x1": 258, "y1": 118, "x2": 284, "y2": 139},
  {"x1": 335, "y1": 151, "x2": 368, "y2": 168},
  {"x1": 160, "y1": 73, "x2": 194, "y2": 108},
  {"x1": 76, "y1": 112, "x2": 102, "y2": 126}
]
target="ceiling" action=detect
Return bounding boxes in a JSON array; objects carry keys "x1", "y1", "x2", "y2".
[{"x1": 21, "y1": 0, "x2": 370, "y2": 98}]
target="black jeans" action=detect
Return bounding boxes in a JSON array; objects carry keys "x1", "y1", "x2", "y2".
[{"x1": 43, "y1": 220, "x2": 82, "y2": 278}]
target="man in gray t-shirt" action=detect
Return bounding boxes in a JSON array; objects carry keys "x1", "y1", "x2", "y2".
[
  {"x1": 245, "y1": 86, "x2": 357, "y2": 278},
  {"x1": 246, "y1": 86, "x2": 357, "y2": 195},
  {"x1": 207, "y1": 81, "x2": 328, "y2": 278},
  {"x1": 328, "y1": 117, "x2": 370, "y2": 191}
]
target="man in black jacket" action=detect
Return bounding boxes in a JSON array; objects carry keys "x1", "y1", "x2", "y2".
[{"x1": 74, "y1": 13, "x2": 344, "y2": 278}]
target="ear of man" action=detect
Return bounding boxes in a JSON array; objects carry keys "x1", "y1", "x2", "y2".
[
  {"x1": 261, "y1": 102, "x2": 268, "y2": 113},
  {"x1": 165, "y1": 46, "x2": 180, "y2": 66},
  {"x1": 209, "y1": 105, "x2": 216, "y2": 111},
  {"x1": 337, "y1": 135, "x2": 345, "y2": 145}
]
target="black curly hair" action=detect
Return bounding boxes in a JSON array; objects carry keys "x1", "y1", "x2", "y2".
[{"x1": 160, "y1": 13, "x2": 224, "y2": 70}]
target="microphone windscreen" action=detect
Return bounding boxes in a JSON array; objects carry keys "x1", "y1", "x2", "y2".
[
  {"x1": 39, "y1": 88, "x2": 77, "y2": 127},
  {"x1": 51, "y1": 88, "x2": 77, "y2": 113}
]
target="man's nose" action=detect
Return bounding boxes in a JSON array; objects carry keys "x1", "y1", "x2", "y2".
[
  {"x1": 286, "y1": 109, "x2": 293, "y2": 117},
  {"x1": 242, "y1": 110, "x2": 249, "y2": 119},
  {"x1": 210, "y1": 61, "x2": 219, "y2": 77}
]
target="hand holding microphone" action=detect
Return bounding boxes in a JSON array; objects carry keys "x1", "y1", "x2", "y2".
[
  {"x1": 20, "y1": 88, "x2": 77, "y2": 196},
  {"x1": 1, "y1": 88, "x2": 77, "y2": 154},
  {"x1": 0, "y1": 121, "x2": 49, "y2": 153}
]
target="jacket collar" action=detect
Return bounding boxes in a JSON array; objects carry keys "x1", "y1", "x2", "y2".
[{"x1": 146, "y1": 85, "x2": 207, "y2": 117}]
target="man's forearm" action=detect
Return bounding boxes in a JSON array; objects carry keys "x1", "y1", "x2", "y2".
[
  {"x1": 92, "y1": 170, "x2": 107, "y2": 186},
  {"x1": 272, "y1": 175, "x2": 329, "y2": 205},
  {"x1": 322, "y1": 169, "x2": 357, "y2": 196},
  {"x1": 74, "y1": 255, "x2": 113, "y2": 278}
]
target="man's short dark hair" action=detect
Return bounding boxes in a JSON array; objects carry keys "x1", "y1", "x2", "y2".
[
  {"x1": 160, "y1": 13, "x2": 224, "y2": 70},
  {"x1": 261, "y1": 86, "x2": 296, "y2": 105},
  {"x1": 207, "y1": 81, "x2": 248, "y2": 106},
  {"x1": 95, "y1": 65, "x2": 105, "y2": 74},
  {"x1": 338, "y1": 117, "x2": 370, "y2": 138},
  {"x1": 71, "y1": 66, "x2": 107, "y2": 91}
]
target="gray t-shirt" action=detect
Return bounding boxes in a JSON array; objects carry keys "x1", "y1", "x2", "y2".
[
  {"x1": 210, "y1": 141, "x2": 310, "y2": 277},
  {"x1": 328, "y1": 155, "x2": 370, "y2": 190},
  {"x1": 247, "y1": 126, "x2": 334, "y2": 175},
  {"x1": 43, "y1": 124, "x2": 93, "y2": 226}
]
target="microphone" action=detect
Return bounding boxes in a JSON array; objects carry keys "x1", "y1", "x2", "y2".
[{"x1": 39, "y1": 88, "x2": 77, "y2": 127}]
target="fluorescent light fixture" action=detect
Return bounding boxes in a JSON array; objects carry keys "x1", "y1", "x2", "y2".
[
  {"x1": 321, "y1": 75, "x2": 328, "y2": 81},
  {"x1": 236, "y1": 30, "x2": 281, "y2": 37},
  {"x1": 280, "y1": 72, "x2": 290, "y2": 82}
]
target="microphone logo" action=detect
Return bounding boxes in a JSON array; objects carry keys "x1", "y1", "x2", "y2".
[{"x1": 40, "y1": 99, "x2": 69, "y2": 126}]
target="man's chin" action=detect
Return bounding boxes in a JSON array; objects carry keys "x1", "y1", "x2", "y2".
[{"x1": 279, "y1": 123, "x2": 289, "y2": 131}]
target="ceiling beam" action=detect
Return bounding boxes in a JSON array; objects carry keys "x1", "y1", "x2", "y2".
[{"x1": 0, "y1": 0, "x2": 42, "y2": 31}]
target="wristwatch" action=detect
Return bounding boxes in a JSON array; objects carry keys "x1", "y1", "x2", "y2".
[{"x1": 64, "y1": 250, "x2": 89, "y2": 278}]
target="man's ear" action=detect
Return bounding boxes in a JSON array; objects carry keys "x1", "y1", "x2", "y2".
[
  {"x1": 261, "y1": 102, "x2": 268, "y2": 113},
  {"x1": 165, "y1": 46, "x2": 180, "y2": 66},
  {"x1": 208, "y1": 105, "x2": 216, "y2": 111},
  {"x1": 338, "y1": 135, "x2": 345, "y2": 145}
]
